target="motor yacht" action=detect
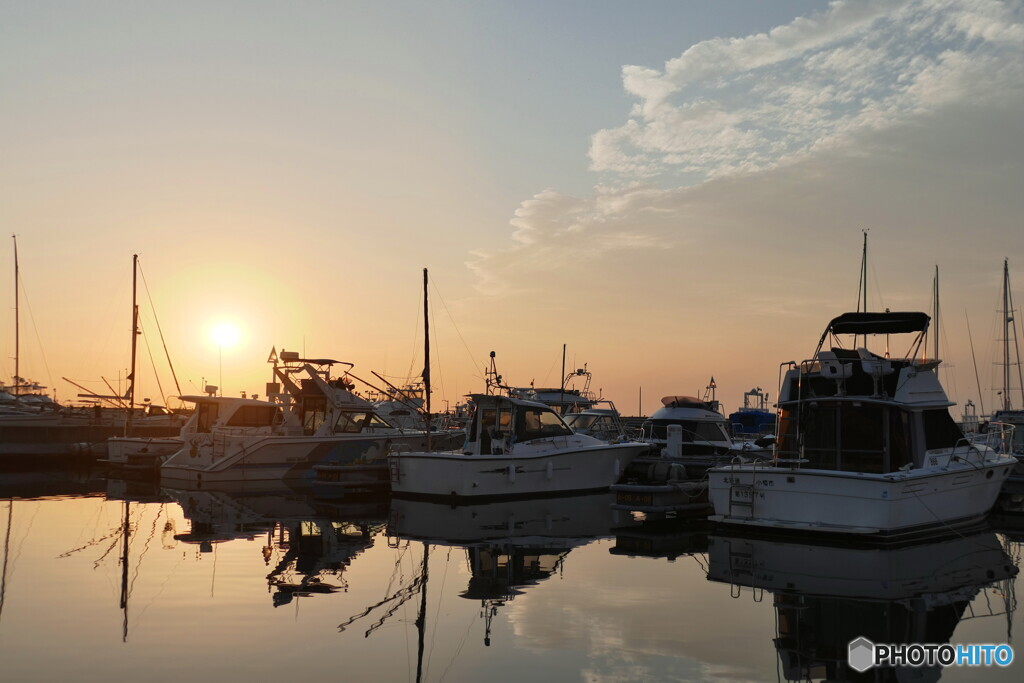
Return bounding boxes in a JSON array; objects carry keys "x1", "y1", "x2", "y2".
[{"x1": 708, "y1": 311, "x2": 1017, "y2": 538}]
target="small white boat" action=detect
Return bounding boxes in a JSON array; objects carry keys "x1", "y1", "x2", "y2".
[
  {"x1": 388, "y1": 393, "x2": 648, "y2": 499},
  {"x1": 708, "y1": 311, "x2": 1017, "y2": 538},
  {"x1": 611, "y1": 382, "x2": 769, "y2": 517}
]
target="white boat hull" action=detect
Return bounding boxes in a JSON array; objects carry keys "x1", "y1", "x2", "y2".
[
  {"x1": 389, "y1": 442, "x2": 647, "y2": 498},
  {"x1": 160, "y1": 431, "x2": 434, "y2": 485},
  {"x1": 708, "y1": 456, "x2": 1016, "y2": 536}
]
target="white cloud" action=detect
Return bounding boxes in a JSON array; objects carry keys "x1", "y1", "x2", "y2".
[
  {"x1": 465, "y1": 186, "x2": 676, "y2": 297},
  {"x1": 590, "y1": 0, "x2": 1024, "y2": 180},
  {"x1": 466, "y1": 0, "x2": 1024, "y2": 391}
]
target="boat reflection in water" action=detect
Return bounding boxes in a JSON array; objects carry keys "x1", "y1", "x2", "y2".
[
  {"x1": 346, "y1": 493, "x2": 628, "y2": 659},
  {"x1": 706, "y1": 529, "x2": 1018, "y2": 681},
  {"x1": 162, "y1": 485, "x2": 387, "y2": 607}
]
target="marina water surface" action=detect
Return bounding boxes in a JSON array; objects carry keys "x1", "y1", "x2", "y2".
[{"x1": 0, "y1": 470, "x2": 1021, "y2": 682}]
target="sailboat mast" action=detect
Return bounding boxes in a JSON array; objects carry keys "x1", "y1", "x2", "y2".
[
  {"x1": 933, "y1": 265, "x2": 940, "y2": 374},
  {"x1": 1004, "y1": 259, "x2": 1012, "y2": 412},
  {"x1": 12, "y1": 236, "x2": 18, "y2": 396},
  {"x1": 560, "y1": 343, "x2": 566, "y2": 406},
  {"x1": 127, "y1": 254, "x2": 139, "y2": 434},
  {"x1": 423, "y1": 268, "x2": 431, "y2": 451},
  {"x1": 855, "y1": 231, "x2": 868, "y2": 348}
]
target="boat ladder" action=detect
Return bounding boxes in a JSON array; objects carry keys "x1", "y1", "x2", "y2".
[{"x1": 728, "y1": 484, "x2": 755, "y2": 518}]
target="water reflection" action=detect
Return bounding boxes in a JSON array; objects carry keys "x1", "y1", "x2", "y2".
[
  {"x1": 706, "y1": 530, "x2": 1019, "y2": 681},
  {"x1": 161, "y1": 485, "x2": 387, "y2": 607},
  {"x1": 1, "y1": 470, "x2": 1022, "y2": 682},
  {"x1": 388, "y1": 494, "x2": 627, "y2": 644}
]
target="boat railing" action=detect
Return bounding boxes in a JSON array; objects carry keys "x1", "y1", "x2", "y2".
[{"x1": 963, "y1": 422, "x2": 1015, "y2": 456}]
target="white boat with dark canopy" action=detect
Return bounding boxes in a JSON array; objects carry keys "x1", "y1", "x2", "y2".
[
  {"x1": 388, "y1": 393, "x2": 648, "y2": 499},
  {"x1": 160, "y1": 353, "x2": 443, "y2": 487},
  {"x1": 708, "y1": 311, "x2": 1017, "y2": 539}
]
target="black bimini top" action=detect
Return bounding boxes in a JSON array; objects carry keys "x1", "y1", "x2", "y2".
[
  {"x1": 825, "y1": 311, "x2": 929, "y2": 336},
  {"x1": 816, "y1": 311, "x2": 930, "y2": 355}
]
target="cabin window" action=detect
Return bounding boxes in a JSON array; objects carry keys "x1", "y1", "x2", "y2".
[
  {"x1": 515, "y1": 407, "x2": 573, "y2": 441},
  {"x1": 645, "y1": 420, "x2": 727, "y2": 442},
  {"x1": 784, "y1": 402, "x2": 913, "y2": 473},
  {"x1": 693, "y1": 421, "x2": 729, "y2": 442},
  {"x1": 775, "y1": 408, "x2": 799, "y2": 457},
  {"x1": 565, "y1": 414, "x2": 597, "y2": 430},
  {"x1": 197, "y1": 403, "x2": 220, "y2": 433},
  {"x1": 300, "y1": 396, "x2": 328, "y2": 434},
  {"x1": 366, "y1": 414, "x2": 394, "y2": 430},
  {"x1": 335, "y1": 412, "x2": 370, "y2": 433},
  {"x1": 922, "y1": 409, "x2": 965, "y2": 450},
  {"x1": 889, "y1": 409, "x2": 913, "y2": 469},
  {"x1": 800, "y1": 403, "x2": 839, "y2": 470},
  {"x1": 478, "y1": 408, "x2": 496, "y2": 454},
  {"x1": 226, "y1": 405, "x2": 281, "y2": 427},
  {"x1": 839, "y1": 404, "x2": 885, "y2": 473}
]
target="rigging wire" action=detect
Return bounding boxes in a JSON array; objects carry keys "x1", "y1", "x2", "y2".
[
  {"x1": 137, "y1": 261, "x2": 182, "y2": 396},
  {"x1": 407, "y1": 286, "x2": 422, "y2": 385},
  {"x1": 14, "y1": 278, "x2": 56, "y2": 398},
  {"x1": 137, "y1": 317, "x2": 167, "y2": 408},
  {"x1": 966, "y1": 311, "x2": 986, "y2": 417},
  {"x1": 1008, "y1": 277, "x2": 1024, "y2": 408},
  {"x1": 430, "y1": 278, "x2": 479, "y2": 383},
  {"x1": 429, "y1": 289, "x2": 445, "y2": 405}
]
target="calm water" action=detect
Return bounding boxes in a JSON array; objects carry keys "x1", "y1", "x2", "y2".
[{"x1": 0, "y1": 469, "x2": 1022, "y2": 682}]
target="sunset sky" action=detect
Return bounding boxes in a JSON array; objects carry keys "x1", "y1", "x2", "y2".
[{"x1": 3, "y1": 0, "x2": 1023, "y2": 417}]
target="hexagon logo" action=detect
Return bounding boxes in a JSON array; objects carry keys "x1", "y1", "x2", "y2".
[{"x1": 848, "y1": 637, "x2": 875, "y2": 673}]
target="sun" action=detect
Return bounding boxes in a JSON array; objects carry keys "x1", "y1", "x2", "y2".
[{"x1": 210, "y1": 321, "x2": 241, "y2": 348}]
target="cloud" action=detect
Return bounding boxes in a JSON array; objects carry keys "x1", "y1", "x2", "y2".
[
  {"x1": 465, "y1": 186, "x2": 674, "y2": 297},
  {"x1": 465, "y1": 0, "x2": 1024, "y2": 365},
  {"x1": 590, "y1": 0, "x2": 1024, "y2": 180}
]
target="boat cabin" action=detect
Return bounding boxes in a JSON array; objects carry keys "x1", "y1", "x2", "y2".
[
  {"x1": 180, "y1": 396, "x2": 292, "y2": 435},
  {"x1": 463, "y1": 394, "x2": 574, "y2": 454},
  {"x1": 641, "y1": 396, "x2": 731, "y2": 444},
  {"x1": 775, "y1": 311, "x2": 966, "y2": 473}
]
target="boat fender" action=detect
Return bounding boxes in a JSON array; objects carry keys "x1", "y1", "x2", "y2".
[
  {"x1": 507, "y1": 464, "x2": 516, "y2": 483},
  {"x1": 546, "y1": 461, "x2": 553, "y2": 480},
  {"x1": 668, "y1": 463, "x2": 687, "y2": 481}
]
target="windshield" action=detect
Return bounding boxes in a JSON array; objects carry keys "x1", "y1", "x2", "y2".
[
  {"x1": 564, "y1": 414, "x2": 599, "y2": 430},
  {"x1": 515, "y1": 406, "x2": 573, "y2": 441},
  {"x1": 645, "y1": 419, "x2": 728, "y2": 442}
]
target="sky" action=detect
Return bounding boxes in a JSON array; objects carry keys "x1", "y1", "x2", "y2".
[{"x1": 2, "y1": 0, "x2": 1024, "y2": 417}]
